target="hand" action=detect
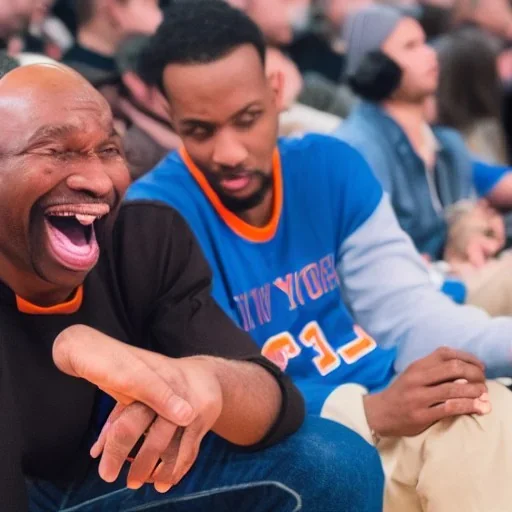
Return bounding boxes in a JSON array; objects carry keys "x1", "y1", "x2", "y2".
[
  {"x1": 445, "y1": 201, "x2": 505, "y2": 268},
  {"x1": 53, "y1": 325, "x2": 223, "y2": 492},
  {"x1": 53, "y1": 325, "x2": 195, "y2": 425},
  {"x1": 90, "y1": 357, "x2": 223, "y2": 493},
  {"x1": 363, "y1": 347, "x2": 491, "y2": 438}
]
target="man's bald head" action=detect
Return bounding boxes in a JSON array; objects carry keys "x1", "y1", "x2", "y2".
[
  {"x1": 0, "y1": 63, "x2": 129, "y2": 300},
  {"x1": 0, "y1": 64, "x2": 111, "y2": 155},
  {"x1": 0, "y1": 63, "x2": 107, "y2": 104}
]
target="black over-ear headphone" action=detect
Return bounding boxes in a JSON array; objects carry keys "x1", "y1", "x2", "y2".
[{"x1": 347, "y1": 50, "x2": 403, "y2": 102}]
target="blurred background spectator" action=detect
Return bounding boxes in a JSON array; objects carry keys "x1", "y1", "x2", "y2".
[
  {"x1": 62, "y1": 0, "x2": 162, "y2": 84},
  {"x1": 435, "y1": 27, "x2": 508, "y2": 165}
]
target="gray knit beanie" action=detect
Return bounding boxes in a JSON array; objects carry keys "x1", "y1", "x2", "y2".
[{"x1": 343, "y1": 5, "x2": 404, "y2": 77}]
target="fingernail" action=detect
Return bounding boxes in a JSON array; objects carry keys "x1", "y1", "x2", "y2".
[
  {"x1": 479, "y1": 393, "x2": 490, "y2": 402},
  {"x1": 170, "y1": 397, "x2": 194, "y2": 423},
  {"x1": 155, "y1": 482, "x2": 173, "y2": 494},
  {"x1": 475, "y1": 399, "x2": 492, "y2": 414},
  {"x1": 90, "y1": 443, "x2": 100, "y2": 459},
  {"x1": 127, "y1": 481, "x2": 143, "y2": 490},
  {"x1": 98, "y1": 459, "x2": 116, "y2": 483}
]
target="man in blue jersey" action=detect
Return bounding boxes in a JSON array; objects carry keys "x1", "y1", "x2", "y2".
[{"x1": 127, "y1": 1, "x2": 512, "y2": 510}]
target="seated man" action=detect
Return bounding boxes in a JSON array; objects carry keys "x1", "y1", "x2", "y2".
[
  {"x1": 334, "y1": 5, "x2": 512, "y2": 315},
  {"x1": 127, "y1": 2, "x2": 512, "y2": 511},
  {"x1": 62, "y1": 0, "x2": 162, "y2": 84},
  {"x1": 0, "y1": 63, "x2": 384, "y2": 511}
]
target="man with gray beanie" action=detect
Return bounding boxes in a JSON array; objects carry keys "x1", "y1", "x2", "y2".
[{"x1": 334, "y1": 4, "x2": 512, "y2": 318}]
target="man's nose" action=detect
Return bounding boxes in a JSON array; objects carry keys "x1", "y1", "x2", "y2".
[
  {"x1": 65, "y1": 160, "x2": 114, "y2": 200},
  {"x1": 212, "y1": 131, "x2": 249, "y2": 168}
]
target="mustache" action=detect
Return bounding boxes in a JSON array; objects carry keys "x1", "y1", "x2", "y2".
[
  {"x1": 38, "y1": 192, "x2": 118, "y2": 211},
  {"x1": 214, "y1": 167, "x2": 266, "y2": 179}
]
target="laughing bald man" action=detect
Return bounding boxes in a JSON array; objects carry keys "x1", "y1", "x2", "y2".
[{"x1": 0, "y1": 64, "x2": 384, "y2": 511}]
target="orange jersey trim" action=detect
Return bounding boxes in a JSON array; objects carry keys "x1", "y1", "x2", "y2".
[
  {"x1": 180, "y1": 147, "x2": 283, "y2": 243},
  {"x1": 16, "y1": 285, "x2": 83, "y2": 315}
]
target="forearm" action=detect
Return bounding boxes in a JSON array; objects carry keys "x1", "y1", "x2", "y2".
[
  {"x1": 196, "y1": 356, "x2": 304, "y2": 448},
  {"x1": 339, "y1": 197, "x2": 512, "y2": 375}
]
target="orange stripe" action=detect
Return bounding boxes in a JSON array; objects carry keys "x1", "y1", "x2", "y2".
[
  {"x1": 180, "y1": 147, "x2": 283, "y2": 243},
  {"x1": 16, "y1": 285, "x2": 83, "y2": 315},
  {"x1": 342, "y1": 337, "x2": 373, "y2": 360}
]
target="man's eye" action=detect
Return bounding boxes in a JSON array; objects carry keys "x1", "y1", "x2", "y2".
[
  {"x1": 101, "y1": 147, "x2": 121, "y2": 157},
  {"x1": 236, "y1": 111, "x2": 262, "y2": 128},
  {"x1": 187, "y1": 126, "x2": 213, "y2": 140}
]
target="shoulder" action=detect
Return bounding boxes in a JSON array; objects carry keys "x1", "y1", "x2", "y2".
[
  {"x1": 126, "y1": 151, "x2": 201, "y2": 209},
  {"x1": 279, "y1": 133, "x2": 372, "y2": 168},
  {"x1": 278, "y1": 134, "x2": 383, "y2": 238}
]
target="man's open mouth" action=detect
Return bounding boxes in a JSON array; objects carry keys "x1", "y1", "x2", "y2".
[{"x1": 43, "y1": 203, "x2": 110, "y2": 271}]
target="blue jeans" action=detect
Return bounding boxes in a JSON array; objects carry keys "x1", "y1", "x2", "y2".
[{"x1": 28, "y1": 416, "x2": 383, "y2": 512}]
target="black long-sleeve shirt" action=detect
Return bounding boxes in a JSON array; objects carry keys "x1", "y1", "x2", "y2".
[{"x1": 0, "y1": 201, "x2": 305, "y2": 510}]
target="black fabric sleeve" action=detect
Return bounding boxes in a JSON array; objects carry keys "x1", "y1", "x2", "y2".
[
  {"x1": 114, "y1": 202, "x2": 305, "y2": 449},
  {"x1": 0, "y1": 348, "x2": 28, "y2": 511}
]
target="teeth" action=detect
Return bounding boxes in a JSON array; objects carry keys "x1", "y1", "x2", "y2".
[{"x1": 75, "y1": 214, "x2": 97, "y2": 226}]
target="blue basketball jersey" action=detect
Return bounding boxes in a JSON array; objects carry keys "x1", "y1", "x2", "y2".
[{"x1": 127, "y1": 134, "x2": 397, "y2": 414}]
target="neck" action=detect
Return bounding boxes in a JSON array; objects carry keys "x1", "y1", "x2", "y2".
[
  {"x1": 0, "y1": 260, "x2": 76, "y2": 308},
  {"x1": 77, "y1": 21, "x2": 119, "y2": 57},
  {"x1": 237, "y1": 190, "x2": 274, "y2": 227},
  {"x1": 381, "y1": 99, "x2": 428, "y2": 157}
]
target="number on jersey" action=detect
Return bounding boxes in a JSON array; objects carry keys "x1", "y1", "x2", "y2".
[{"x1": 262, "y1": 322, "x2": 376, "y2": 376}]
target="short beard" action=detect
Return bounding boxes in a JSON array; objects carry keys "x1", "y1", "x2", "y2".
[{"x1": 207, "y1": 171, "x2": 273, "y2": 214}]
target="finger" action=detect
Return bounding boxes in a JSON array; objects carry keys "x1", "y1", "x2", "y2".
[
  {"x1": 433, "y1": 347, "x2": 485, "y2": 371},
  {"x1": 466, "y1": 239, "x2": 488, "y2": 268},
  {"x1": 165, "y1": 422, "x2": 205, "y2": 491},
  {"x1": 91, "y1": 403, "x2": 127, "y2": 459},
  {"x1": 425, "y1": 381, "x2": 488, "y2": 407},
  {"x1": 422, "y1": 359, "x2": 486, "y2": 386},
  {"x1": 150, "y1": 428, "x2": 183, "y2": 493},
  {"x1": 53, "y1": 326, "x2": 195, "y2": 426},
  {"x1": 127, "y1": 417, "x2": 178, "y2": 490},
  {"x1": 98, "y1": 402, "x2": 155, "y2": 483},
  {"x1": 429, "y1": 396, "x2": 492, "y2": 422}
]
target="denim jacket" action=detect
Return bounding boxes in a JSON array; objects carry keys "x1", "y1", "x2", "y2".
[{"x1": 334, "y1": 102, "x2": 475, "y2": 259}]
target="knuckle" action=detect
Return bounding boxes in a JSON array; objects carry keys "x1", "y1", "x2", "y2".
[
  {"x1": 437, "y1": 346, "x2": 456, "y2": 360},
  {"x1": 443, "y1": 399, "x2": 464, "y2": 415},
  {"x1": 109, "y1": 419, "x2": 140, "y2": 447},
  {"x1": 448, "y1": 359, "x2": 463, "y2": 375}
]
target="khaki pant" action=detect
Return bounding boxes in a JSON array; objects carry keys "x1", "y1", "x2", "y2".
[
  {"x1": 464, "y1": 252, "x2": 512, "y2": 317},
  {"x1": 321, "y1": 381, "x2": 512, "y2": 512}
]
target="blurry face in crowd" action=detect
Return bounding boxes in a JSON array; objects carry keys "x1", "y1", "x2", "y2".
[
  {"x1": 0, "y1": 0, "x2": 38, "y2": 39},
  {"x1": 163, "y1": 45, "x2": 283, "y2": 214},
  {"x1": 0, "y1": 65, "x2": 130, "y2": 295},
  {"x1": 382, "y1": 18, "x2": 439, "y2": 103},
  {"x1": 243, "y1": 0, "x2": 310, "y2": 45},
  {"x1": 110, "y1": 0, "x2": 163, "y2": 37}
]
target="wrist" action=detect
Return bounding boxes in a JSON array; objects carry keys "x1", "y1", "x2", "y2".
[{"x1": 363, "y1": 393, "x2": 385, "y2": 440}]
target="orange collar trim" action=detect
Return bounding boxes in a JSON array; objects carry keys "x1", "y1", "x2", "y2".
[
  {"x1": 16, "y1": 285, "x2": 83, "y2": 315},
  {"x1": 180, "y1": 147, "x2": 283, "y2": 243}
]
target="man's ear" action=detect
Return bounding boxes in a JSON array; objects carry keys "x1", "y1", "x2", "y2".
[
  {"x1": 267, "y1": 70, "x2": 286, "y2": 113},
  {"x1": 122, "y1": 71, "x2": 149, "y2": 104},
  {"x1": 151, "y1": 87, "x2": 175, "y2": 121}
]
